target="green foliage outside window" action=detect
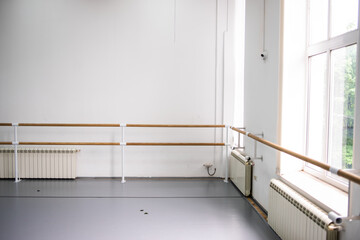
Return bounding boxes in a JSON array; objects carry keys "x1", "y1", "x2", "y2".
[{"x1": 342, "y1": 46, "x2": 356, "y2": 169}]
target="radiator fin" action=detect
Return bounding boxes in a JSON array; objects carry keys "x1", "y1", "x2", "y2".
[
  {"x1": 229, "y1": 150, "x2": 252, "y2": 196},
  {"x1": 0, "y1": 148, "x2": 79, "y2": 179},
  {"x1": 269, "y1": 179, "x2": 338, "y2": 240}
]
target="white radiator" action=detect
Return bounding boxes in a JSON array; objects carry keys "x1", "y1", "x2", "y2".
[
  {"x1": 229, "y1": 150, "x2": 252, "y2": 196},
  {"x1": 0, "y1": 148, "x2": 79, "y2": 179},
  {"x1": 268, "y1": 179, "x2": 338, "y2": 240}
]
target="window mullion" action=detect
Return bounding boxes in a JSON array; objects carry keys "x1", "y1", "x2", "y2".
[
  {"x1": 304, "y1": 0, "x2": 310, "y2": 172},
  {"x1": 328, "y1": 0, "x2": 331, "y2": 40},
  {"x1": 307, "y1": 30, "x2": 358, "y2": 57},
  {"x1": 304, "y1": 57, "x2": 311, "y2": 171},
  {"x1": 325, "y1": 50, "x2": 332, "y2": 178},
  {"x1": 306, "y1": 0, "x2": 310, "y2": 48}
]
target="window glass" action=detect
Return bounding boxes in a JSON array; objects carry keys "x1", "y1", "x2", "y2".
[
  {"x1": 307, "y1": 53, "x2": 328, "y2": 172},
  {"x1": 328, "y1": 44, "x2": 357, "y2": 176},
  {"x1": 331, "y1": 0, "x2": 359, "y2": 37},
  {"x1": 309, "y1": 0, "x2": 328, "y2": 44}
]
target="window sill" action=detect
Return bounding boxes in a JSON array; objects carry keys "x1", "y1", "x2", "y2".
[{"x1": 280, "y1": 171, "x2": 348, "y2": 216}]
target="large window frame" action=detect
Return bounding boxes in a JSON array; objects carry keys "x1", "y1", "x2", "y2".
[{"x1": 304, "y1": 0, "x2": 359, "y2": 191}]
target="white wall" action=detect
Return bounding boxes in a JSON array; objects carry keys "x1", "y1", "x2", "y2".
[
  {"x1": 0, "y1": 0, "x2": 235, "y2": 178},
  {"x1": 243, "y1": 0, "x2": 280, "y2": 210}
]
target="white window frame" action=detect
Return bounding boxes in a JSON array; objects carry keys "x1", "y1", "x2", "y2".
[{"x1": 304, "y1": 0, "x2": 360, "y2": 191}]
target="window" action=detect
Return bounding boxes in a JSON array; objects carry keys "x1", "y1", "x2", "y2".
[{"x1": 305, "y1": 0, "x2": 359, "y2": 190}]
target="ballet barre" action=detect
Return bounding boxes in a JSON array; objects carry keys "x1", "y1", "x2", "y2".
[
  {"x1": 1, "y1": 122, "x2": 359, "y2": 185},
  {"x1": 0, "y1": 123, "x2": 229, "y2": 183}
]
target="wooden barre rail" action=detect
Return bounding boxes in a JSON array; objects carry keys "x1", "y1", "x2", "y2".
[
  {"x1": 126, "y1": 142, "x2": 225, "y2": 146},
  {"x1": 0, "y1": 123, "x2": 225, "y2": 128},
  {"x1": 19, "y1": 123, "x2": 121, "y2": 127},
  {"x1": 0, "y1": 142, "x2": 120, "y2": 145},
  {"x1": 0, "y1": 123, "x2": 120, "y2": 127},
  {"x1": 230, "y1": 127, "x2": 360, "y2": 185},
  {"x1": 0, "y1": 142, "x2": 224, "y2": 146},
  {"x1": 126, "y1": 124, "x2": 225, "y2": 128}
]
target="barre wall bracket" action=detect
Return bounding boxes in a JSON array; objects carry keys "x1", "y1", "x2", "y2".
[{"x1": 253, "y1": 132, "x2": 264, "y2": 161}]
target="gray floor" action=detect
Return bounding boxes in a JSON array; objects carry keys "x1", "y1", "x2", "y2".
[{"x1": 0, "y1": 178, "x2": 280, "y2": 240}]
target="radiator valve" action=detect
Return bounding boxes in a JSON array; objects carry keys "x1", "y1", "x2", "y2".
[
  {"x1": 203, "y1": 163, "x2": 213, "y2": 168},
  {"x1": 328, "y1": 211, "x2": 360, "y2": 225},
  {"x1": 203, "y1": 163, "x2": 216, "y2": 176}
]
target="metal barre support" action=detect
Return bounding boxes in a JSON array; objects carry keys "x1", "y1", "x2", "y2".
[
  {"x1": 121, "y1": 126, "x2": 126, "y2": 183},
  {"x1": 13, "y1": 124, "x2": 21, "y2": 183},
  {"x1": 224, "y1": 126, "x2": 229, "y2": 183},
  {"x1": 253, "y1": 132, "x2": 264, "y2": 161},
  {"x1": 235, "y1": 127, "x2": 246, "y2": 150}
]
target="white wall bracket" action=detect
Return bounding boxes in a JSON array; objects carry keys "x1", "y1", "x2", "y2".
[
  {"x1": 234, "y1": 127, "x2": 246, "y2": 150},
  {"x1": 253, "y1": 132, "x2": 264, "y2": 161}
]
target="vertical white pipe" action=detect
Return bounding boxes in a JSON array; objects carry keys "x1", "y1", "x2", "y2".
[
  {"x1": 13, "y1": 125, "x2": 20, "y2": 182},
  {"x1": 173, "y1": 0, "x2": 176, "y2": 43},
  {"x1": 121, "y1": 126, "x2": 126, "y2": 183},
  {"x1": 261, "y1": 0, "x2": 266, "y2": 52},
  {"x1": 224, "y1": 126, "x2": 229, "y2": 182}
]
